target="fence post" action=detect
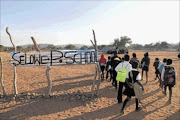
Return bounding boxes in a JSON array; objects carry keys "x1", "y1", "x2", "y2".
[
  {"x1": 45, "y1": 66, "x2": 52, "y2": 98},
  {"x1": 0, "y1": 57, "x2": 6, "y2": 96}
]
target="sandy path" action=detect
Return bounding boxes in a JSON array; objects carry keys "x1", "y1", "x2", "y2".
[{"x1": 0, "y1": 51, "x2": 179, "y2": 120}]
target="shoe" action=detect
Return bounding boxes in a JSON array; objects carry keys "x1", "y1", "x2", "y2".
[
  {"x1": 118, "y1": 100, "x2": 122, "y2": 104},
  {"x1": 120, "y1": 110, "x2": 124, "y2": 114},
  {"x1": 168, "y1": 100, "x2": 171, "y2": 104},
  {"x1": 136, "y1": 107, "x2": 142, "y2": 111}
]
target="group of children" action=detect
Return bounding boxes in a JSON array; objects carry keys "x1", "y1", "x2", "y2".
[{"x1": 99, "y1": 51, "x2": 177, "y2": 114}]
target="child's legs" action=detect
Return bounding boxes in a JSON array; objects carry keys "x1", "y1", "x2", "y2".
[
  {"x1": 121, "y1": 96, "x2": 131, "y2": 111},
  {"x1": 135, "y1": 98, "x2": 139, "y2": 109},
  {"x1": 106, "y1": 70, "x2": 109, "y2": 79},
  {"x1": 168, "y1": 86, "x2": 172, "y2": 101},
  {"x1": 146, "y1": 71, "x2": 148, "y2": 82},
  {"x1": 164, "y1": 85, "x2": 167, "y2": 93}
]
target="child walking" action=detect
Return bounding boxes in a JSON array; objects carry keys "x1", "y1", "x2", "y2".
[
  {"x1": 99, "y1": 54, "x2": 106, "y2": 80},
  {"x1": 158, "y1": 58, "x2": 167, "y2": 88},
  {"x1": 106, "y1": 56, "x2": 112, "y2": 81},
  {"x1": 161, "y1": 59, "x2": 177, "y2": 104},
  {"x1": 141, "y1": 52, "x2": 150, "y2": 83},
  {"x1": 120, "y1": 62, "x2": 143, "y2": 114},
  {"x1": 153, "y1": 58, "x2": 160, "y2": 80}
]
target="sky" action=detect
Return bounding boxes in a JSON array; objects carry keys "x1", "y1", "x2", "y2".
[{"x1": 0, "y1": 0, "x2": 179, "y2": 47}]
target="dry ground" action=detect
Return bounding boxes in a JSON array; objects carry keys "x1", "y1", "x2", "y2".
[{"x1": 0, "y1": 51, "x2": 179, "y2": 120}]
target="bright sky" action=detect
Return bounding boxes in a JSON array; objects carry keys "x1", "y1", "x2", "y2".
[{"x1": 0, "y1": 0, "x2": 179, "y2": 47}]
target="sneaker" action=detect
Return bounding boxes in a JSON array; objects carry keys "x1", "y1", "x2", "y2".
[
  {"x1": 120, "y1": 110, "x2": 124, "y2": 114},
  {"x1": 136, "y1": 107, "x2": 142, "y2": 111}
]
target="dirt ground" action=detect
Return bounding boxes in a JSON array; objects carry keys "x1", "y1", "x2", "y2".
[{"x1": 0, "y1": 51, "x2": 179, "y2": 120}]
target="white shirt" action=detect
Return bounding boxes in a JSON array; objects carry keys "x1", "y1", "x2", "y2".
[
  {"x1": 115, "y1": 61, "x2": 132, "y2": 78},
  {"x1": 158, "y1": 61, "x2": 163, "y2": 69},
  {"x1": 161, "y1": 65, "x2": 177, "y2": 81}
]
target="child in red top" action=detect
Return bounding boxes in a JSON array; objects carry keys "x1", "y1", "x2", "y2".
[{"x1": 99, "y1": 54, "x2": 106, "y2": 80}]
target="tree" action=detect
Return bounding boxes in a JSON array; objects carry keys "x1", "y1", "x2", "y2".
[
  {"x1": 27, "y1": 45, "x2": 34, "y2": 51},
  {"x1": 97, "y1": 45, "x2": 107, "y2": 50},
  {"x1": 159, "y1": 41, "x2": 169, "y2": 50},
  {"x1": 152, "y1": 42, "x2": 160, "y2": 50},
  {"x1": 80, "y1": 45, "x2": 88, "y2": 50},
  {"x1": 113, "y1": 36, "x2": 132, "y2": 49},
  {"x1": 88, "y1": 46, "x2": 94, "y2": 49},
  {"x1": 17, "y1": 46, "x2": 23, "y2": 51},
  {"x1": 120, "y1": 36, "x2": 132, "y2": 48},
  {"x1": 0, "y1": 45, "x2": 4, "y2": 52},
  {"x1": 47, "y1": 45, "x2": 56, "y2": 50},
  {"x1": 65, "y1": 44, "x2": 77, "y2": 49},
  {"x1": 144, "y1": 43, "x2": 153, "y2": 50},
  {"x1": 130, "y1": 44, "x2": 144, "y2": 50}
]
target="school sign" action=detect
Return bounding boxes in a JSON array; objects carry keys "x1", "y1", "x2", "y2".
[{"x1": 11, "y1": 49, "x2": 98, "y2": 66}]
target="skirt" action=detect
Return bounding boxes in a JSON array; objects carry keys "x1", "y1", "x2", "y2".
[
  {"x1": 123, "y1": 87, "x2": 135, "y2": 97},
  {"x1": 142, "y1": 66, "x2": 149, "y2": 71}
]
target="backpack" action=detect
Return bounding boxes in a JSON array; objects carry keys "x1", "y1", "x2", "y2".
[
  {"x1": 116, "y1": 63, "x2": 128, "y2": 83},
  {"x1": 163, "y1": 66, "x2": 176, "y2": 86}
]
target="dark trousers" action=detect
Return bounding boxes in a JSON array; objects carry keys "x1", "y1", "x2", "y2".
[
  {"x1": 121, "y1": 96, "x2": 139, "y2": 111},
  {"x1": 112, "y1": 70, "x2": 117, "y2": 88},
  {"x1": 117, "y1": 82, "x2": 124, "y2": 102},
  {"x1": 106, "y1": 69, "x2": 112, "y2": 80}
]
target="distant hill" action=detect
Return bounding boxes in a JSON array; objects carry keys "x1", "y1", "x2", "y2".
[
  {"x1": 56, "y1": 44, "x2": 91, "y2": 49},
  {"x1": 22, "y1": 44, "x2": 91, "y2": 49}
]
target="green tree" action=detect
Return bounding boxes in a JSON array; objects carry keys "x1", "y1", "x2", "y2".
[
  {"x1": 152, "y1": 42, "x2": 160, "y2": 50},
  {"x1": 144, "y1": 43, "x2": 153, "y2": 50},
  {"x1": 88, "y1": 46, "x2": 94, "y2": 49},
  {"x1": 0, "y1": 45, "x2": 4, "y2": 52},
  {"x1": 65, "y1": 44, "x2": 77, "y2": 50},
  {"x1": 17, "y1": 46, "x2": 23, "y2": 51},
  {"x1": 113, "y1": 36, "x2": 132, "y2": 48},
  {"x1": 27, "y1": 45, "x2": 34, "y2": 51},
  {"x1": 159, "y1": 41, "x2": 169, "y2": 50},
  {"x1": 80, "y1": 45, "x2": 88, "y2": 50},
  {"x1": 47, "y1": 45, "x2": 56, "y2": 50},
  {"x1": 130, "y1": 44, "x2": 144, "y2": 50}
]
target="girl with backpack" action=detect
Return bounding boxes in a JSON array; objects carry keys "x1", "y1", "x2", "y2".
[
  {"x1": 120, "y1": 62, "x2": 144, "y2": 114},
  {"x1": 158, "y1": 58, "x2": 167, "y2": 89},
  {"x1": 141, "y1": 52, "x2": 150, "y2": 84},
  {"x1": 161, "y1": 59, "x2": 177, "y2": 104},
  {"x1": 130, "y1": 53, "x2": 139, "y2": 67},
  {"x1": 99, "y1": 54, "x2": 106, "y2": 81}
]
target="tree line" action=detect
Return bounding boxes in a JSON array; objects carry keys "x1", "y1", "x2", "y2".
[{"x1": 0, "y1": 36, "x2": 179, "y2": 52}]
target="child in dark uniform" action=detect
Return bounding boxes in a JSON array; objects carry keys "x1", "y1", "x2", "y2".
[
  {"x1": 120, "y1": 62, "x2": 143, "y2": 114},
  {"x1": 141, "y1": 52, "x2": 150, "y2": 83},
  {"x1": 153, "y1": 58, "x2": 160, "y2": 80}
]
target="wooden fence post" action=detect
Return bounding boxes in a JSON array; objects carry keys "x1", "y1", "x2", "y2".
[
  {"x1": 45, "y1": 66, "x2": 52, "y2": 98},
  {"x1": 31, "y1": 37, "x2": 41, "y2": 52},
  {"x1": 90, "y1": 29, "x2": 101, "y2": 96},
  {"x1": 0, "y1": 57, "x2": 6, "y2": 96},
  {"x1": 6, "y1": 27, "x2": 18, "y2": 95}
]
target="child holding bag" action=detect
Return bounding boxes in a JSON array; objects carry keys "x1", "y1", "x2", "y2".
[{"x1": 120, "y1": 62, "x2": 144, "y2": 114}]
